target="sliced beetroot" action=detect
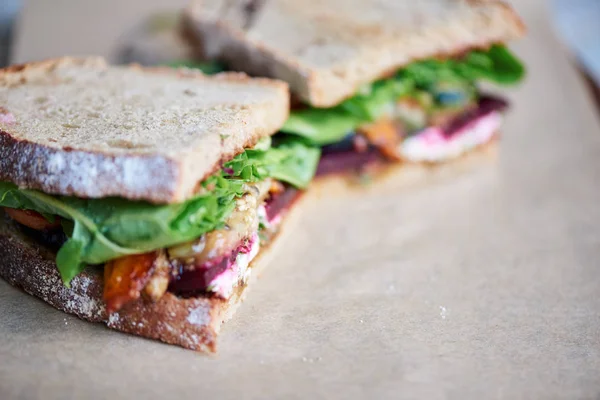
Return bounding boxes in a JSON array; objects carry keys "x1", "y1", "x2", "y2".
[
  {"x1": 264, "y1": 187, "x2": 302, "y2": 222},
  {"x1": 316, "y1": 149, "x2": 382, "y2": 176},
  {"x1": 321, "y1": 133, "x2": 377, "y2": 155},
  {"x1": 168, "y1": 254, "x2": 234, "y2": 296},
  {"x1": 444, "y1": 94, "x2": 509, "y2": 137},
  {"x1": 478, "y1": 94, "x2": 510, "y2": 113},
  {"x1": 168, "y1": 237, "x2": 255, "y2": 296},
  {"x1": 237, "y1": 238, "x2": 255, "y2": 254}
]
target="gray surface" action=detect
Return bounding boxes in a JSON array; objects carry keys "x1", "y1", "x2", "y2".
[
  {"x1": 2, "y1": 0, "x2": 600, "y2": 399},
  {"x1": 11, "y1": 0, "x2": 188, "y2": 64},
  {"x1": 0, "y1": 0, "x2": 20, "y2": 67},
  {"x1": 552, "y1": 0, "x2": 600, "y2": 86}
]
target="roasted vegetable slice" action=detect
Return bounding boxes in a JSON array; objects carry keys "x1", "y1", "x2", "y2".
[
  {"x1": 3, "y1": 208, "x2": 60, "y2": 231},
  {"x1": 103, "y1": 252, "x2": 161, "y2": 313},
  {"x1": 357, "y1": 119, "x2": 402, "y2": 160}
]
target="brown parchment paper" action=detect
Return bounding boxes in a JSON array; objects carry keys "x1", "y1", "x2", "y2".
[{"x1": 2, "y1": 0, "x2": 600, "y2": 399}]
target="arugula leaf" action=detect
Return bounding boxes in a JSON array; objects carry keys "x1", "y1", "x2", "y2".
[
  {"x1": 243, "y1": 139, "x2": 321, "y2": 188},
  {"x1": 283, "y1": 45, "x2": 525, "y2": 145},
  {"x1": 0, "y1": 138, "x2": 319, "y2": 285},
  {"x1": 225, "y1": 137, "x2": 320, "y2": 188}
]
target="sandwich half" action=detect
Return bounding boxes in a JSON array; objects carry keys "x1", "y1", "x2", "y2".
[
  {"x1": 0, "y1": 57, "x2": 320, "y2": 352},
  {"x1": 183, "y1": 0, "x2": 526, "y2": 185}
]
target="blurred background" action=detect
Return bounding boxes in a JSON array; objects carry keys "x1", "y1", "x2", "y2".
[{"x1": 0, "y1": 0, "x2": 599, "y2": 91}]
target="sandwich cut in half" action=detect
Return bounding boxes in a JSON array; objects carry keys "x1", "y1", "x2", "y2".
[
  {"x1": 183, "y1": 0, "x2": 527, "y2": 185},
  {"x1": 0, "y1": 57, "x2": 320, "y2": 352}
]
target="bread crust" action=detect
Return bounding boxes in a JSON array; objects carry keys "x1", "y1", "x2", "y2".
[
  {"x1": 0, "y1": 195, "x2": 303, "y2": 352},
  {"x1": 184, "y1": 0, "x2": 525, "y2": 107},
  {"x1": 0, "y1": 57, "x2": 289, "y2": 203}
]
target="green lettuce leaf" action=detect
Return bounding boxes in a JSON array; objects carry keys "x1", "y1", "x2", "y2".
[
  {"x1": 282, "y1": 45, "x2": 525, "y2": 145},
  {"x1": 402, "y1": 45, "x2": 525, "y2": 87},
  {"x1": 242, "y1": 138, "x2": 321, "y2": 188},
  {"x1": 0, "y1": 138, "x2": 318, "y2": 285},
  {"x1": 461, "y1": 45, "x2": 525, "y2": 85},
  {"x1": 281, "y1": 108, "x2": 361, "y2": 146},
  {"x1": 339, "y1": 79, "x2": 415, "y2": 121}
]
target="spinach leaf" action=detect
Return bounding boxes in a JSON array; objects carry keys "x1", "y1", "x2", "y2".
[
  {"x1": 402, "y1": 45, "x2": 525, "y2": 87},
  {"x1": 0, "y1": 183, "x2": 146, "y2": 284},
  {"x1": 463, "y1": 45, "x2": 525, "y2": 85},
  {"x1": 281, "y1": 108, "x2": 361, "y2": 146}
]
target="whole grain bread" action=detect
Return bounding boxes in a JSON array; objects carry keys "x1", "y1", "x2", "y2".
[
  {"x1": 184, "y1": 0, "x2": 525, "y2": 107},
  {"x1": 0, "y1": 57, "x2": 289, "y2": 203},
  {"x1": 0, "y1": 196, "x2": 303, "y2": 352}
]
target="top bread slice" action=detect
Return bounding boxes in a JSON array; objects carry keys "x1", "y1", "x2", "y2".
[
  {"x1": 183, "y1": 0, "x2": 525, "y2": 108},
  {"x1": 0, "y1": 57, "x2": 289, "y2": 204}
]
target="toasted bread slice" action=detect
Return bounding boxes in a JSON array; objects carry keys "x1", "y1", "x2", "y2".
[
  {"x1": 0, "y1": 196, "x2": 303, "y2": 352},
  {"x1": 0, "y1": 57, "x2": 289, "y2": 203},
  {"x1": 184, "y1": 0, "x2": 525, "y2": 107}
]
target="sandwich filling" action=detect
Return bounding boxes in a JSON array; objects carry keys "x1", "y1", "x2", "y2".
[
  {"x1": 279, "y1": 45, "x2": 525, "y2": 175},
  {"x1": 0, "y1": 136, "x2": 319, "y2": 313},
  {"x1": 171, "y1": 45, "x2": 525, "y2": 176},
  {"x1": 315, "y1": 95, "x2": 507, "y2": 174}
]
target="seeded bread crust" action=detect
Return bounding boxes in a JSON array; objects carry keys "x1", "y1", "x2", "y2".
[
  {"x1": 184, "y1": 0, "x2": 525, "y2": 107},
  {"x1": 0, "y1": 198, "x2": 302, "y2": 352},
  {"x1": 0, "y1": 57, "x2": 289, "y2": 203}
]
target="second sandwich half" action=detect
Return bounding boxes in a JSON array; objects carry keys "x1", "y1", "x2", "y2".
[{"x1": 183, "y1": 0, "x2": 527, "y2": 181}]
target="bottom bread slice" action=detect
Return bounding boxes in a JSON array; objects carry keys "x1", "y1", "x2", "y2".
[{"x1": 0, "y1": 197, "x2": 303, "y2": 353}]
